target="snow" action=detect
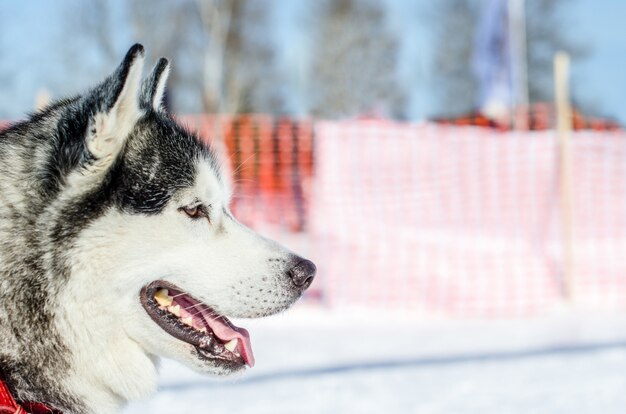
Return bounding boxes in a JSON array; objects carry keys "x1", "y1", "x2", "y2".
[{"x1": 123, "y1": 305, "x2": 626, "y2": 413}]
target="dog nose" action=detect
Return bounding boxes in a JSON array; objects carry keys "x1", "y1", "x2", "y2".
[{"x1": 288, "y1": 259, "x2": 316, "y2": 290}]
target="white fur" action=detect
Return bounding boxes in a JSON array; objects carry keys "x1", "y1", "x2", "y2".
[
  {"x1": 151, "y1": 63, "x2": 170, "y2": 112},
  {"x1": 40, "y1": 52, "x2": 305, "y2": 412},
  {"x1": 56, "y1": 157, "x2": 298, "y2": 413}
]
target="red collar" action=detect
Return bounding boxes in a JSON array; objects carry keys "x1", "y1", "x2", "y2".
[{"x1": 0, "y1": 378, "x2": 60, "y2": 414}]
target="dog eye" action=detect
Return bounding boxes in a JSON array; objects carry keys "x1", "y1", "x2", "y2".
[{"x1": 180, "y1": 204, "x2": 208, "y2": 220}]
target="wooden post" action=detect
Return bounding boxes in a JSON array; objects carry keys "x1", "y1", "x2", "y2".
[{"x1": 554, "y1": 52, "x2": 575, "y2": 301}]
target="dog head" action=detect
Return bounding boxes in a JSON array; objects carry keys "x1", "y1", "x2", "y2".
[{"x1": 45, "y1": 45, "x2": 315, "y2": 406}]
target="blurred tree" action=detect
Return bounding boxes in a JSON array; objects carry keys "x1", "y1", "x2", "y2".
[
  {"x1": 524, "y1": 0, "x2": 585, "y2": 104},
  {"x1": 65, "y1": 0, "x2": 275, "y2": 115},
  {"x1": 430, "y1": 0, "x2": 480, "y2": 117},
  {"x1": 195, "y1": 0, "x2": 255, "y2": 113},
  {"x1": 65, "y1": 0, "x2": 198, "y2": 112},
  {"x1": 306, "y1": 0, "x2": 404, "y2": 119},
  {"x1": 431, "y1": 0, "x2": 585, "y2": 117},
  {"x1": 63, "y1": 0, "x2": 408, "y2": 119},
  {"x1": 129, "y1": 0, "x2": 204, "y2": 112}
]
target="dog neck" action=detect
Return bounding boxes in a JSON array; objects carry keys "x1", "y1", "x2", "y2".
[{"x1": 53, "y1": 266, "x2": 160, "y2": 413}]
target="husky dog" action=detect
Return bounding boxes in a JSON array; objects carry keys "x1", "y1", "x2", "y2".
[{"x1": 0, "y1": 44, "x2": 315, "y2": 413}]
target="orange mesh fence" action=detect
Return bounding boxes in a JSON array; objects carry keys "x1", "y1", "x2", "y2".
[
  {"x1": 183, "y1": 115, "x2": 626, "y2": 317},
  {"x1": 181, "y1": 115, "x2": 314, "y2": 233},
  {"x1": 311, "y1": 120, "x2": 626, "y2": 316},
  {"x1": 3, "y1": 115, "x2": 626, "y2": 317},
  {"x1": 433, "y1": 103, "x2": 621, "y2": 132}
]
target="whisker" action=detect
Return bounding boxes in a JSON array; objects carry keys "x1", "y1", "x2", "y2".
[
  {"x1": 188, "y1": 308, "x2": 224, "y2": 321},
  {"x1": 232, "y1": 152, "x2": 258, "y2": 176},
  {"x1": 182, "y1": 302, "x2": 207, "y2": 312},
  {"x1": 170, "y1": 292, "x2": 189, "y2": 299},
  {"x1": 232, "y1": 178, "x2": 257, "y2": 184}
]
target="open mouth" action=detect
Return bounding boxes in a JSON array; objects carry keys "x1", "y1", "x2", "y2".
[{"x1": 140, "y1": 281, "x2": 254, "y2": 368}]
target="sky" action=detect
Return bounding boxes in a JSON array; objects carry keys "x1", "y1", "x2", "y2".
[
  {"x1": 0, "y1": 1, "x2": 625, "y2": 124},
  {"x1": 567, "y1": 0, "x2": 626, "y2": 121}
]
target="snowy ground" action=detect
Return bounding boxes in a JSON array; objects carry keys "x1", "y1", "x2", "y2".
[{"x1": 123, "y1": 305, "x2": 626, "y2": 414}]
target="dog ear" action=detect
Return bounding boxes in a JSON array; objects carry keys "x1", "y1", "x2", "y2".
[
  {"x1": 141, "y1": 57, "x2": 170, "y2": 112},
  {"x1": 85, "y1": 44, "x2": 145, "y2": 169}
]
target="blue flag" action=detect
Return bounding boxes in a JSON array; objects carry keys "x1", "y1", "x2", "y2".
[{"x1": 472, "y1": 0, "x2": 512, "y2": 118}]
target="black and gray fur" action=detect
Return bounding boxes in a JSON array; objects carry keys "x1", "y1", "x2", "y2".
[
  {"x1": 0, "y1": 45, "x2": 218, "y2": 412},
  {"x1": 0, "y1": 44, "x2": 316, "y2": 414}
]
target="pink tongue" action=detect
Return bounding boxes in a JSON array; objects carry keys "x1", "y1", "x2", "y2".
[{"x1": 198, "y1": 307, "x2": 255, "y2": 367}]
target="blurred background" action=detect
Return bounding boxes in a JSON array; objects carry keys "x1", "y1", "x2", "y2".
[{"x1": 3, "y1": 0, "x2": 626, "y2": 413}]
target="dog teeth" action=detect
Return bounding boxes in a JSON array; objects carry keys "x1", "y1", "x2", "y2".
[
  {"x1": 224, "y1": 339, "x2": 238, "y2": 353},
  {"x1": 182, "y1": 317, "x2": 193, "y2": 326},
  {"x1": 168, "y1": 305, "x2": 181, "y2": 317},
  {"x1": 155, "y1": 289, "x2": 173, "y2": 307},
  {"x1": 199, "y1": 327, "x2": 207, "y2": 333}
]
